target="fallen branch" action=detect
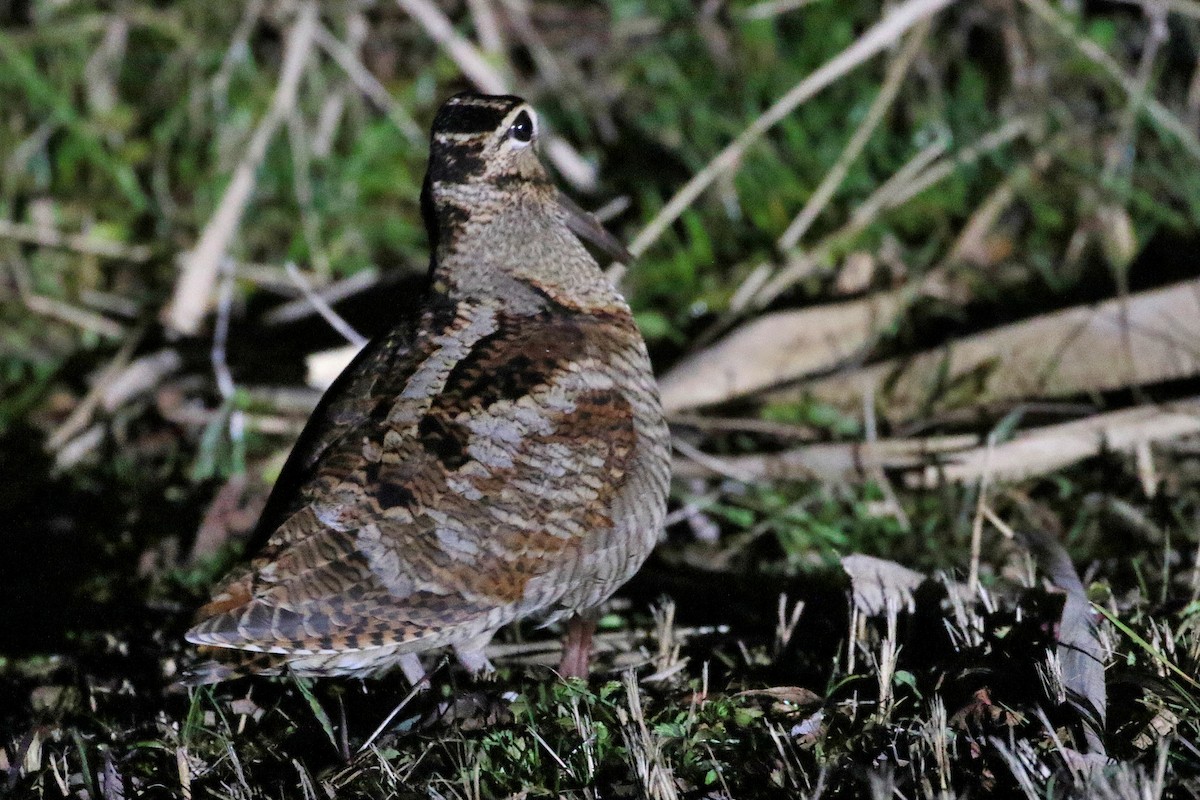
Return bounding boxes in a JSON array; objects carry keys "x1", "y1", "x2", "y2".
[
  {"x1": 915, "y1": 398, "x2": 1200, "y2": 486},
  {"x1": 785, "y1": 277, "x2": 1200, "y2": 418},
  {"x1": 659, "y1": 291, "x2": 906, "y2": 413},
  {"x1": 672, "y1": 434, "x2": 978, "y2": 483},
  {"x1": 162, "y1": 2, "x2": 318, "y2": 336}
]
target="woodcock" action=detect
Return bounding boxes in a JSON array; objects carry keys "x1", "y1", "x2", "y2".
[{"x1": 184, "y1": 93, "x2": 671, "y2": 685}]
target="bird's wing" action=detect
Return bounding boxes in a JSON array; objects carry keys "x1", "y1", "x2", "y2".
[
  {"x1": 246, "y1": 302, "x2": 440, "y2": 547},
  {"x1": 187, "y1": 300, "x2": 644, "y2": 653}
]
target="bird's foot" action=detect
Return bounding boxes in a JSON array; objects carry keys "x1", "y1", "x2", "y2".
[{"x1": 454, "y1": 643, "x2": 497, "y2": 680}]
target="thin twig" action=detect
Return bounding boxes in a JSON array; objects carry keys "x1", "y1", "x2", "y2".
[
  {"x1": 48, "y1": 335, "x2": 139, "y2": 452},
  {"x1": 18, "y1": 291, "x2": 126, "y2": 339},
  {"x1": 394, "y1": 0, "x2": 599, "y2": 191},
  {"x1": 1105, "y1": 3, "x2": 1168, "y2": 183},
  {"x1": 163, "y1": 2, "x2": 319, "y2": 336},
  {"x1": 7, "y1": 122, "x2": 56, "y2": 191},
  {"x1": 1187, "y1": 49, "x2": 1200, "y2": 130},
  {"x1": 466, "y1": 0, "x2": 505, "y2": 56},
  {"x1": 83, "y1": 14, "x2": 127, "y2": 121},
  {"x1": 0, "y1": 218, "x2": 152, "y2": 262},
  {"x1": 968, "y1": 436, "x2": 996, "y2": 594},
  {"x1": 863, "y1": 383, "x2": 912, "y2": 532},
  {"x1": 847, "y1": 133, "x2": 950, "y2": 224},
  {"x1": 285, "y1": 262, "x2": 367, "y2": 347},
  {"x1": 777, "y1": 19, "x2": 930, "y2": 250},
  {"x1": 263, "y1": 266, "x2": 379, "y2": 326},
  {"x1": 210, "y1": 0, "x2": 264, "y2": 115},
  {"x1": 1020, "y1": 0, "x2": 1200, "y2": 163},
  {"x1": 627, "y1": 0, "x2": 958, "y2": 259},
  {"x1": 212, "y1": 259, "x2": 246, "y2": 470},
  {"x1": 753, "y1": 115, "x2": 1031, "y2": 309},
  {"x1": 1110, "y1": 0, "x2": 1200, "y2": 20},
  {"x1": 287, "y1": 110, "x2": 331, "y2": 279},
  {"x1": 738, "y1": 0, "x2": 827, "y2": 20},
  {"x1": 358, "y1": 662, "x2": 445, "y2": 753},
  {"x1": 5, "y1": 254, "x2": 125, "y2": 338},
  {"x1": 396, "y1": 0, "x2": 509, "y2": 92},
  {"x1": 312, "y1": 22, "x2": 423, "y2": 143},
  {"x1": 212, "y1": 260, "x2": 239, "y2": 402},
  {"x1": 497, "y1": 0, "x2": 578, "y2": 95},
  {"x1": 671, "y1": 437, "x2": 758, "y2": 484}
]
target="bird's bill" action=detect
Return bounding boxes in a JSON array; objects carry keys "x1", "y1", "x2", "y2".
[{"x1": 557, "y1": 191, "x2": 633, "y2": 265}]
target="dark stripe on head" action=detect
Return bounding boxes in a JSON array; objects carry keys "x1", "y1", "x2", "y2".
[
  {"x1": 426, "y1": 93, "x2": 529, "y2": 185},
  {"x1": 427, "y1": 145, "x2": 486, "y2": 183},
  {"x1": 432, "y1": 93, "x2": 526, "y2": 137}
]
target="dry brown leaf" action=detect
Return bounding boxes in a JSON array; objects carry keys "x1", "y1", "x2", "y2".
[
  {"x1": 1018, "y1": 526, "x2": 1106, "y2": 755},
  {"x1": 775, "y1": 277, "x2": 1200, "y2": 417},
  {"x1": 735, "y1": 686, "x2": 824, "y2": 710},
  {"x1": 915, "y1": 397, "x2": 1200, "y2": 486},
  {"x1": 187, "y1": 474, "x2": 267, "y2": 565},
  {"x1": 658, "y1": 291, "x2": 905, "y2": 413},
  {"x1": 841, "y1": 554, "x2": 925, "y2": 615}
]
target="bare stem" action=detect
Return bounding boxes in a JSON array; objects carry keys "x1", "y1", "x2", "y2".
[
  {"x1": 627, "y1": 0, "x2": 958, "y2": 259},
  {"x1": 163, "y1": 2, "x2": 319, "y2": 336}
]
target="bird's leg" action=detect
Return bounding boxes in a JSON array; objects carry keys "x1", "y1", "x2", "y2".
[
  {"x1": 558, "y1": 611, "x2": 599, "y2": 679},
  {"x1": 453, "y1": 630, "x2": 497, "y2": 678}
]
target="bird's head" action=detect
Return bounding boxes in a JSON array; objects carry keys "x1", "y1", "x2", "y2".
[
  {"x1": 420, "y1": 93, "x2": 630, "y2": 306},
  {"x1": 425, "y1": 93, "x2": 547, "y2": 189}
]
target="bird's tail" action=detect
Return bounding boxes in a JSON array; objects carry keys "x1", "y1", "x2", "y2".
[{"x1": 178, "y1": 646, "x2": 288, "y2": 686}]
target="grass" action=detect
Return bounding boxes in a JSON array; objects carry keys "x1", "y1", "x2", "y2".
[{"x1": 4, "y1": 0, "x2": 1200, "y2": 796}]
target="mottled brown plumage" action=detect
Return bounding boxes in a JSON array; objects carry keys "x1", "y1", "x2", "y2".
[{"x1": 184, "y1": 93, "x2": 670, "y2": 685}]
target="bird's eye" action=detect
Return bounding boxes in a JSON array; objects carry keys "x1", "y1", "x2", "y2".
[{"x1": 508, "y1": 110, "x2": 534, "y2": 143}]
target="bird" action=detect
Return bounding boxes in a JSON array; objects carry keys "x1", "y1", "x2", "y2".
[{"x1": 183, "y1": 92, "x2": 671, "y2": 686}]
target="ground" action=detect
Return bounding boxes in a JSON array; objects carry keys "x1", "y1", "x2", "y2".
[{"x1": 3, "y1": 0, "x2": 1200, "y2": 797}]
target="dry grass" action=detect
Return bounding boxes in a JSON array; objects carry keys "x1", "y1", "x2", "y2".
[{"x1": 3, "y1": 0, "x2": 1200, "y2": 796}]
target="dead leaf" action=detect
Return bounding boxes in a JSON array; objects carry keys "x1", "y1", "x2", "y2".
[
  {"x1": 841, "y1": 554, "x2": 925, "y2": 615},
  {"x1": 1017, "y1": 527, "x2": 1106, "y2": 756},
  {"x1": 101, "y1": 748, "x2": 125, "y2": 800},
  {"x1": 949, "y1": 687, "x2": 1020, "y2": 731}
]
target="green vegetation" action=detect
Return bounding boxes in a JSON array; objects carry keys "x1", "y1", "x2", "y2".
[{"x1": 3, "y1": 0, "x2": 1200, "y2": 796}]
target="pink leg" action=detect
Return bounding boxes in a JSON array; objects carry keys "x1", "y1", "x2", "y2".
[
  {"x1": 453, "y1": 629, "x2": 498, "y2": 678},
  {"x1": 558, "y1": 613, "x2": 598, "y2": 680}
]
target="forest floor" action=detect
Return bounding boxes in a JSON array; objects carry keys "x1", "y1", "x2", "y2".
[{"x1": 3, "y1": 0, "x2": 1200, "y2": 797}]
